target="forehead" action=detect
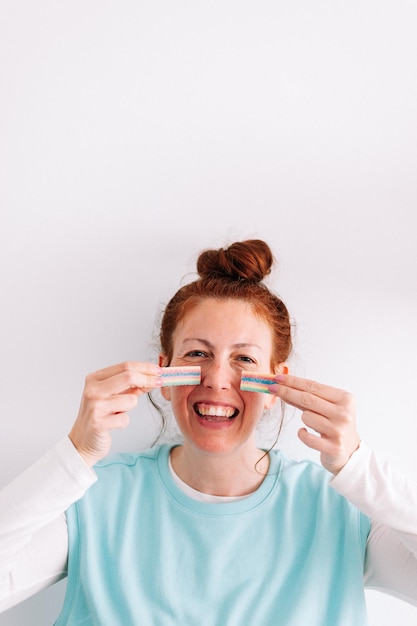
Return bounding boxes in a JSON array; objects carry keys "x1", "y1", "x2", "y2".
[{"x1": 173, "y1": 298, "x2": 273, "y2": 346}]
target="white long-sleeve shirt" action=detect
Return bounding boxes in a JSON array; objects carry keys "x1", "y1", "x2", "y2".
[{"x1": 0, "y1": 438, "x2": 417, "y2": 613}]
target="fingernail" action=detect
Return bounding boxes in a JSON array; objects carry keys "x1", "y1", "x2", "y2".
[{"x1": 274, "y1": 374, "x2": 286, "y2": 383}]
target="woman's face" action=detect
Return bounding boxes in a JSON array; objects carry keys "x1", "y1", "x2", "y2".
[{"x1": 161, "y1": 298, "x2": 279, "y2": 456}]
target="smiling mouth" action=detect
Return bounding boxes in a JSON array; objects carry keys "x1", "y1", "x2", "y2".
[{"x1": 194, "y1": 403, "x2": 239, "y2": 422}]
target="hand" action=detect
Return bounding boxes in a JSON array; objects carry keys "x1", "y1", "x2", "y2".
[
  {"x1": 69, "y1": 361, "x2": 162, "y2": 467},
  {"x1": 271, "y1": 374, "x2": 361, "y2": 474}
]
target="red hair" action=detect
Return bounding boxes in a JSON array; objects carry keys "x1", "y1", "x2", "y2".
[{"x1": 160, "y1": 240, "x2": 292, "y2": 369}]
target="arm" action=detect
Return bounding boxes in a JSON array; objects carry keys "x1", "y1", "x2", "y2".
[
  {"x1": 272, "y1": 374, "x2": 417, "y2": 605},
  {"x1": 331, "y1": 443, "x2": 417, "y2": 605},
  {"x1": 0, "y1": 437, "x2": 96, "y2": 612},
  {"x1": 1, "y1": 360, "x2": 163, "y2": 612}
]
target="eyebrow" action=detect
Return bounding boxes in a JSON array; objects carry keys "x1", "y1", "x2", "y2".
[{"x1": 180, "y1": 338, "x2": 262, "y2": 351}]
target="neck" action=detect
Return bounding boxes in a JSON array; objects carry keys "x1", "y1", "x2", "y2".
[{"x1": 170, "y1": 443, "x2": 270, "y2": 497}]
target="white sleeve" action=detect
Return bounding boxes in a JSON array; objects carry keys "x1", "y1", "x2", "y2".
[
  {"x1": 0, "y1": 437, "x2": 97, "y2": 612},
  {"x1": 330, "y1": 442, "x2": 417, "y2": 606}
]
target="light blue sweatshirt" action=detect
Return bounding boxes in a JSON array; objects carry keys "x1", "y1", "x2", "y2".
[{"x1": 55, "y1": 444, "x2": 370, "y2": 625}]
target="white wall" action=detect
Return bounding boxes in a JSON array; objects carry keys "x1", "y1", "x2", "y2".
[{"x1": 1, "y1": 1, "x2": 416, "y2": 623}]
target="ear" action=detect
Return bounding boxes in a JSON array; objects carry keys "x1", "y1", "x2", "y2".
[
  {"x1": 159, "y1": 354, "x2": 171, "y2": 401},
  {"x1": 263, "y1": 362, "x2": 289, "y2": 410}
]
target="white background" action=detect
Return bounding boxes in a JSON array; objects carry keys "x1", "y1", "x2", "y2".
[{"x1": 1, "y1": 1, "x2": 416, "y2": 624}]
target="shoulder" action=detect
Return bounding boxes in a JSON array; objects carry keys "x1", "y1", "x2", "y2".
[
  {"x1": 270, "y1": 448, "x2": 329, "y2": 481},
  {"x1": 90, "y1": 444, "x2": 168, "y2": 486},
  {"x1": 270, "y1": 449, "x2": 355, "y2": 506},
  {"x1": 269, "y1": 449, "x2": 370, "y2": 539},
  {"x1": 94, "y1": 445, "x2": 162, "y2": 469},
  {"x1": 70, "y1": 445, "x2": 169, "y2": 515}
]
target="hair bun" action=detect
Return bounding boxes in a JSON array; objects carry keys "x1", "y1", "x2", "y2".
[{"x1": 196, "y1": 239, "x2": 273, "y2": 283}]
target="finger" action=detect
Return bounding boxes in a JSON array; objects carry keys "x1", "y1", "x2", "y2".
[
  {"x1": 120, "y1": 385, "x2": 155, "y2": 396},
  {"x1": 301, "y1": 411, "x2": 335, "y2": 437},
  {"x1": 88, "y1": 369, "x2": 162, "y2": 397},
  {"x1": 298, "y1": 427, "x2": 332, "y2": 454},
  {"x1": 103, "y1": 412, "x2": 131, "y2": 431},
  {"x1": 272, "y1": 376, "x2": 353, "y2": 419},
  {"x1": 111, "y1": 370, "x2": 163, "y2": 393},
  {"x1": 298, "y1": 425, "x2": 359, "y2": 472},
  {"x1": 94, "y1": 393, "x2": 139, "y2": 417},
  {"x1": 273, "y1": 374, "x2": 346, "y2": 404},
  {"x1": 92, "y1": 361, "x2": 161, "y2": 383},
  {"x1": 272, "y1": 385, "x2": 343, "y2": 421}
]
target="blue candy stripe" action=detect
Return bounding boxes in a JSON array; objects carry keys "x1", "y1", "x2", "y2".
[
  {"x1": 161, "y1": 371, "x2": 200, "y2": 378},
  {"x1": 241, "y1": 375, "x2": 275, "y2": 385}
]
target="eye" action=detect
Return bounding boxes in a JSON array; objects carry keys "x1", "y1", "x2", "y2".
[
  {"x1": 236, "y1": 355, "x2": 257, "y2": 364},
  {"x1": 186, "y1": 350, "x2": 208, "y2": 358}
]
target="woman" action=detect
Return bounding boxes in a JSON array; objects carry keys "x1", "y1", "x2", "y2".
[{"x1": 1, "y1": 239, "x2": 416, "y2": 624}]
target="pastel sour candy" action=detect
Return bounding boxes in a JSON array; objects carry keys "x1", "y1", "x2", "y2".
[
  {"x1": 160, "y1": 366, "x2": 201, "y2": 387},
  {"x1": 240, "y1": 371, "x2": 277, "y2": 394}
]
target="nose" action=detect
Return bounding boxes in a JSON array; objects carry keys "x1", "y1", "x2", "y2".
[{"x1": 202, "y1": 360, "x2": 233, "y2": 391}]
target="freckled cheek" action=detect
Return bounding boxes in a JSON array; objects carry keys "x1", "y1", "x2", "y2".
[
  {"x1": 241, "y1": 392, "x2": 267, "y2": 421},
  {"x1": 169, "y1": 387, "x2": 196, "y2": 415}
]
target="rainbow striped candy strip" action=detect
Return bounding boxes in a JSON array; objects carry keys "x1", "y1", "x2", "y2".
[
  {"x1": 160, "y1": 366, "x2": 201, "y2": 387},
  {"x1": 240, "y1": 371, "x2": 277, "y2": 394}
]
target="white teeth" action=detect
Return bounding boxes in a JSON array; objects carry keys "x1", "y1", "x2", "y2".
[{"x1": 196, "y1": 405, "x2": 236, "y2": 418}]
